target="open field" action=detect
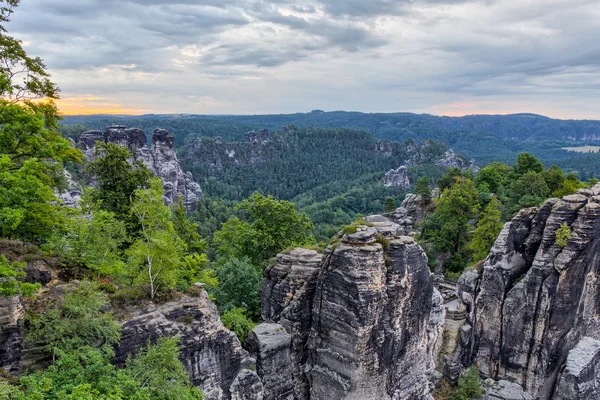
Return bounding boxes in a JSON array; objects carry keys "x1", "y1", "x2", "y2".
[{"x1": 563, "y1": 146, "x2": 600, "y2": 153}]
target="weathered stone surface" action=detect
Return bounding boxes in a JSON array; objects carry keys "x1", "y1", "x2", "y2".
[
  {"x1": 554, "y1": 336, "x2": 600, "y2": 399},
  {"x1": 115, "y1": 291, "x2": 258, "y2": 400},
  {"x1": 482, "y1": 379, "x2": 533, "y2": 400},
  {"x1": 307, "y1": 229, "x2": 437, "y2": 399},
  {"x1": 254, "y1": 219, "x2": 441, "y2": 400},
  {"x1": 230, "y1": 369, "x2": 264, "y2": 400},
  {"x1": 247, "y1": 323, "x2": 294, "y2": 400},
  {"x1": 78, "y1": 126, "x2": 203, "y2": 211},
  {"x1": 437, "y1": 150, "x2": 470, "y2": 170},
  {"x1": 383, "y1": 166, "x2": 410, "y2": 188},
  {"x1": 262, "y1": 248, "x2": 322, "y2": 399},
  {"x1": 0, "y1": 296, "x2": 24, "y2": 375},
  {"x1": 450, "y1": 183, "x2": 600, "y2": 399}
]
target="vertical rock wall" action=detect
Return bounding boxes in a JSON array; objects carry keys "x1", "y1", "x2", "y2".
[
  {"x1": 450, "y1": 185, "x2": 600, "y2": 399},
  {"x1": 78, "y1": 126, "x2": 203, "y2": 211}
]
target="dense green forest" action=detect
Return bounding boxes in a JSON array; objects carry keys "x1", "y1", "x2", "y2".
[{"x1": 62, "y1": 111, "x2": 600, "y2": 178}]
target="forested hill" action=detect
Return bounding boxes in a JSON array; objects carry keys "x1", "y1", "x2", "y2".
[
  {"x1": 179, "y1": 127, "x2": 449, "y2": 202},
  {"x1": 62, "y1": 111, "x2": 600, "y2": 177}
]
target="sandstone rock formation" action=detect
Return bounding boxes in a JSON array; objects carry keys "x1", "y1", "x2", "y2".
[
  {"x1": 448, "y1": 185, "x2": 600, "y2": 399},
  {"x1": 78, "y1": 126, "x2": 203, "y2": 211},
  {"x1": 255, "y1": 217, "x2": 442, "y2": 400},
  {"x1": 383, "y1": 165, "x2": 411, "y2": 187},
  {"x1": 114, "y1": 290, "x2": 260, "y2": 400},
  {"x1": 436, "y1": 150, "x2": 470, "y2": 170},
  {"x1": 0, "y1": 296, "x2": 24, "y2": 375}
]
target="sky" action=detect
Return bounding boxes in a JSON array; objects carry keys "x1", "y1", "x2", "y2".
[{"x1": 7, "y1": 0, "x2": 600, "y2": 118}]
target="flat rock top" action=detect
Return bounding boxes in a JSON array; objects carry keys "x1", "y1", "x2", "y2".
[
  {"x1": 251, "y1": 323, "x2": 291, "y2": 351},
  {"x1": 365, "y1": 215, "x2": 390, "y2": 223},
  {"x1": 342, "y1": 227, "x2": 378, "y2": 244},
  {"x1": 564, "y1": 336, "x2": 600, "y2": 376},
  {"x1": 483, "y1": 379, "x2": 533, "y2": 400},
  {"x1": 287, "y1": 247, "x2": 322, "y2": 259}
]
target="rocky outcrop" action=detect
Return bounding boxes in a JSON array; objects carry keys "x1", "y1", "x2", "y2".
[
  {"x1": 448, "y1": 185, "x2": 600, "y2": 399},
  {"x1": 57, "y1": 170, "x2": 82, "y2": 208},
  {"x1": 482, "y1": 379, "x2": 533, "y2": 400},
  {"x1": 78, "y1": 126, "x2": 203, "y2": 211},
  {"x1": 383, "y1": 166, "x2": 410, "y2": 188},
  {"x1": 0, "y1": 296, "x2": 24, "y2": 375},
  {"x1": 261, "y1": 248, "x2": 322, "y2": 399},
  {"x1": 247, "y1": 323, "x2": 294, "y2": 400},
  {"x1": 554, "y1": 336, "x2": 600, "y2": 400},
  {"x1": 114, "y1": 290, "x2": 261, "y2": 400},
  {"x1": 256, "y1": 217, "x2": 441, "y2": 400},
  {"x1": 437, "y1": 150, "x2": 470, "y2": 170}
]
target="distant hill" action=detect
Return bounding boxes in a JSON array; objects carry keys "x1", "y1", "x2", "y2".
[{"x1": 62, "y1": 111, "x2": 600, "y2": 178}]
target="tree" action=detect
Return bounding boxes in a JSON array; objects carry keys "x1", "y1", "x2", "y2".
[
  {"x1": 430, "y1": 178, "x2": 479, "y2": 253},
  {"x1": 45, "y1": 194, "x2": 126, "y2": 277},
  {"x1": 86, "y1": 142, "x2": 153, "y2": 236},
  {"x1": 26, "y1": 281, "x2": 121, "y2": 360},
  {"x1": 556, "y1": 222, "x2": 571, "y2": 248},
  {"x1": 415, "y1": 176, "x2": 432, "y2": 203},
  {"x1": 214, "y1": 257, "x2": 262, "y2": 319},
  {"x1": 514, "y1": 153, "x2": 544, "y2": 175},
  {"x1": 0, "y1": 255, "x2": 39, "y2": 297},
  {"x1": 213, "y1": 193, "x2": 314, "y2": 267},
  {"x1": 126, "y1": 178, "x2": 185, "y2": 300},
  {"x1": 384, "y1": 196, "x2": 396, "y2": 212},
  {"x1": 542, "y1": 165, "x2": 566, "y2": 194},
  {"x1": 177, "y1": 253, "x2": 218, "y2": 293},
  {"x1": 449, "y1": 366, "x2": 482, "y2": 400},
  {"x1": 172, "y1": 196, "x2": 207, "y2": 254},
  {"x1": 220, "y1": 308, "x2": 256, "y2": 344},
  {"x1": 475, "y1": 165, "x2": 505, "y2": 193},
  {"x1": 120, "y1": 338, "x2": 203, "y2": 400},
  {"x1": 470, "y1": 196, "x2": 503, "y2": 261}
]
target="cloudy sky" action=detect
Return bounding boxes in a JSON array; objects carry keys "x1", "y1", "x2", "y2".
[{"x1": 7, "y1": 0, "x2": 600, "y2": 117}]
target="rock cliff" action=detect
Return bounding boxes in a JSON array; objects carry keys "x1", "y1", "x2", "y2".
[
  {"x1": 114, "y1": 290, "x2": 260, "y2": 400},
  {"x1": 383, "y1": 165, "x2": 411, "y2": 188},
  {"x1": 78, "y1": 126, "x2": 203, "y2": 211},
  {"x1": 448, "y1": 185, "x2": 600, "y2": 399},
  {"x1": 255, "y1": 217, "x2": 443, "y2": 400}
]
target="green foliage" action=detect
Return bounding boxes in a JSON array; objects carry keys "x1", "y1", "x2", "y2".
[
  {"x1": 514, "y1": 152, "x2": 545, "y2": 175},
  {"x1": 0, "y1": 255, "x2": 39, "y2": 297},
  {"x1": 213, "y1": 193, "x2": 314, "y2": 268},
  {"x1": 221, "y1": 308, "x2": 257, "y2": 344},
  {"x1": 26, "y1": 282, "x2": 121, "y2": 359},
  {"x1": 424, "y1": 178, "x2": 479, "y2": 254},
  {"x1": 45, "y1": 195, "x2": 126, "y2": 277},
  {"x1": 0, "y1": 102, "x2": 82, "y2": 241},
  {"x1": 555, "y1": 222, "x2": 572, "y2": 248},
  {"x1": 384, "y1": 197, "x2": 396, "y2": 212},
  {"x1": 449, "y1": 366, "x2": 483, "y2": 400},
  {"x1": 214, "y1": 257, "x2": 262, "y2": 320},
  {"x1": 126, "y1": 178, "x2": 185, "y2": 300},
  {"x1": 172, "y1": 197, "x2": 207, "y2": 254},
  {"x1": 475, "y1": 165, "x2": 504, "y2": 193},
  {"x1": 15, "y1": 340, "x2": 202, "y2": 400},
  {"x1": 177, "y1": 254, "x2": 218, "y2": 293},
  {"x1": 121, "y1": 337, "x2": 203, "y2": 400},
  {"x1": 86, "y1": 142, "x2": 153, "y2": 236},
  {"x1": 415, "y1": 176, "x2": 432, "y2": 203},
  {"x1": 470, "y1": 196, "x2": 503, "y2": 261}
]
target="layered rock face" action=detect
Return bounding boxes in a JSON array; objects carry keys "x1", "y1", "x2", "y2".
[
  {"x1": 0, "y1": 296, "x2": 24, "y2": 375},
  {"x1": 383, "y1": 166, "x2": 411, "y2": 188},
  {"x1": 78, "y1": 126, "x2": 203, "y2": 211},
  {"x1": 449, "y1": 185, "x2": 600, "y2": 399},
  {"x1": 114, "y1": 290, "x2": 260, "y2": 400},
  {"x1": 256, "y1": 218, "x2": 443, "y2": 400}
]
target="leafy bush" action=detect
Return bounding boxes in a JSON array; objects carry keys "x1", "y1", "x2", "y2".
[
  {"x1": 556, "y1": 222, "x2": 572, "y2": 248},
  {"x1": 221, "y1": 308, "x2": 257, "y2": 344},
  {"x1": 449, "y1": 366, "x2": 483, "y2": 400}
]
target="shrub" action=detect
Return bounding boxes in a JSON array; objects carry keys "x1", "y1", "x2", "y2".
[
  {"x1": 221, "y1": 308, "x2": 256, "y2": 344},
  {"x1": 556, "y1": 222, "x2": 571, "y2": 248}
]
